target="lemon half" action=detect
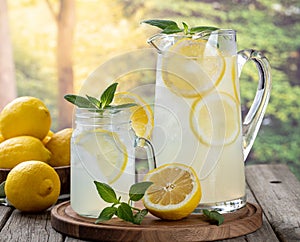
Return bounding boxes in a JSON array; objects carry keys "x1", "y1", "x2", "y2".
[{"x1": 143, "y1": 163, "x2": 201, "y2": 220}]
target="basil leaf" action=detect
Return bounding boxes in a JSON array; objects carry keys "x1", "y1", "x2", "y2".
[
  {"x1": 129, "y1": 181, "x2": 153, "y2": 201},
  {"x1": 94, "y1": 181, "x2": 119, "y2": 204},
  {"x1": 203, "y1": 209, "x2": 224, "y2": 226},
  {"x1": 133, "y1": 209, "x2": 148, "y2": 225},
  {"x1": 95, "y1": 206, "x2": 117, "y2": 223},
  {"x1": 100, "y1": 82, "x2": 118, "y2": 108},
  {"x1": 117, "y1": 202, "x2": 134, "y2": 223},
  {"x1": 141, "y1": 19, "x2": 179, "y2": 30},
  {"x1": 0, "y1": 181, "x2": 5, "y2": 198},
  {"x1": 64, "y1": 94, "x2": 94, "y2": 108}
]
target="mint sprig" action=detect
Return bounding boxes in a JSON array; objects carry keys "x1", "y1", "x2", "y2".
[
  {"x1": 94, "y1": 181, "x2": 153, "y2": 225},
  {"x1": 64, "y1": 82, "x2": 136, "y2": 112},
  {"x1": 203, "y1": 209, "x2": 224, "y2": 226},
  {"x1": 141, "y1": 19, "x2": 218, "y2": 35}
]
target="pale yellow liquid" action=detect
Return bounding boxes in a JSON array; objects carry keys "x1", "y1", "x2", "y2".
[
  {"x1": 152, "y1": 55, "x2": 246, "y2": 205},
  {"x1": 70, "y1": 129, "x2": 135, "y2": 218}
]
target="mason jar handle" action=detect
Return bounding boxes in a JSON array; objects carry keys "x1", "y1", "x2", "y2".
[
  {"x1": 135, "y1": 137, "x2": 157, "y2": 171},
  {"x1": 237, "y1": 49, "x2": 272, "y2": 161}
]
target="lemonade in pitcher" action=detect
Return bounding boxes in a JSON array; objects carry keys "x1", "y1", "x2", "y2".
[
  {"x1": 151, "y1": 34, "x2": 245, "y2": 211},
  {"x1": 147, "y1": 22, "x2": 271, "y2": 212}
]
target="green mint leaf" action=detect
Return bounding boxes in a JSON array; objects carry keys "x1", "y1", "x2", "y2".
[
  {"x1": 203, "y1": 209, "x2": 224, "y2": 226},
  {"x1": 117, "y1": 202, "x2": 134, "y2": 223},
  {"x1": 142, "y1": 19, "x2": 218, "y2": 36},
  {"x1": 64, "y1": 94, "x2": 94, "y2": 108},
  {"x1": 86, "y1": 95, "x2": 101, "y2": 108},
  {"x1": 0, "y1": 181, "x2": 5, "y2": 198},
  {"x1": 182, "y1": 22, "x2": 189, "y2": 35},
  {"x1": 133, "y1": 209, "x2": 148, "y2": 225},
  {"x1": 141, "y1": 19, "x2": 179, "y2": 30},
  {"x1": 105, "y1": 103, "x2": 137, "y2": 110},
  {"x1": 129, "y1": 181, "x2": 153, "y2": 202},
  {"x1": 100, "y1": 82, "x2": 118, "y2": 108},
  {"x1": 189, "y1": 26, "x2": 219, "y2": 35},
  {"x1": 161, "y1": 25, "x2": 182, "y2": 34},
  {"x1": 95, "y1": 206, "x2": 117, "y2": 224},
  {"x1": 94, "y1": 181, "x2": 119, "y2": 204}
]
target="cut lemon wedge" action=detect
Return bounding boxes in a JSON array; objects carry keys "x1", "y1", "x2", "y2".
[
  {"x1": 74, "y1": 129, "x2": 128, "y2": 184},
  {"x1": 190, "y1": 92, "x2": 240, "y2": 146},
  {"x1": 113, "y1": 92, "x2": 154, "y2": 139},
  {"x1": 161, "y1": 38, "x2": 225, "y2": 98},
  {"x1": 143, "y1": 163, "x2": 201, "y2": 220}
]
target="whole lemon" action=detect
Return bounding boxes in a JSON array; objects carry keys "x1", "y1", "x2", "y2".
[
  {"x1": 0, "y1": 133, "x2": 4, "y2": 143},
  {"x1": 0, "y1": 96, "x2": 51, "y2": 140},
  {"x1": 46, "y1": 128, "x2": 72, "y2": 167},
  {"x1": 0, "y1": 136, "x2": 51, "y2": 169},
  {"x1": 5, "y1": 160, "x2": 61, "y2": 212},
  {"x1": 42, "y1": 130, "x2": 54, "y2": 145}
]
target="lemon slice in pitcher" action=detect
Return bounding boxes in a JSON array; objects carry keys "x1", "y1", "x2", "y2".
[
  {"x1": 162, "y1": 38, "x2": 225, "y2": 98},
  {"x1": 114, "y1": 92, "x2": 154, "y2": 139},
  {"x1": 190, "y1": 92, "x2": 240, "y2": 146},
  {"x1": 74, "y1": 129, "x2": 128, "y2": 184}
]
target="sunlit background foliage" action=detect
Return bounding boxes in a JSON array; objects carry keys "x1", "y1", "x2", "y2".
[{"x1": 7, "y1": 0, "x2": 300, "y2": 179}]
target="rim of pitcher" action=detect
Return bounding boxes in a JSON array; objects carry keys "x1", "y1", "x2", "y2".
[{"x1": 148, "y1": 28, "x2": 236, "y2": 42}]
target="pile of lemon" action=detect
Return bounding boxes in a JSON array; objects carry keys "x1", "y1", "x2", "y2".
[{"x1": 0, "y1": 96, "x2": 72, "y2": 212}]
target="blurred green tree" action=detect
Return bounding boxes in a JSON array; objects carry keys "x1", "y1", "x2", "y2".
[{"x1": 0, "y1": 0, "x2": 17, "y2": 109}]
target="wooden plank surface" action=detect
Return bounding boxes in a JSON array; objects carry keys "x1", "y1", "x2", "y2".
[
  {"x1": 246, "y1": 164, "x2": 300, "y2": 242},
  {"x1": 0, "y1": 164, "x2": 299, "y2": 242},
  {"x1": 0, "y1": 209, "x2": 64, "y2": 242}
]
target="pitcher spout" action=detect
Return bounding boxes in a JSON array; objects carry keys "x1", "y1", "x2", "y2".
[{"x1": 147, "y1": 34, "x2": 176, "y2": 54}]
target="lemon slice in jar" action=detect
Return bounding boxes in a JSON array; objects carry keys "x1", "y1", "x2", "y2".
[
  {"x1": 113, "y1": 92, "x2": 154, "y2": 139},
  {"x1": 74, "y1": 129, "x2": 128, "y2": 184}
]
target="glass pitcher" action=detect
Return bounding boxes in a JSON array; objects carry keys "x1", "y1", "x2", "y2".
[
  {"x1": 70, "y1": 107, "x2": 156, "y2": 218},
  {"x1": 149, "y1": 29, "x2": 271, "y2": 212}
]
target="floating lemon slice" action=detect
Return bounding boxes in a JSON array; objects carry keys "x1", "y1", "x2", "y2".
[
  {"x1": 190, "y1": 92, "x2": 240, "y2": 146},
  {"x1": 114, "y1": 92, "x2": 154, "y2": 139},
  {"x1": 143, "y1": 163, "x2": 201, "y2": 220},
  {"x1": 161, "y1": 38, "x2": 225, "y2": 98},
  {"x1": 74, "y1": 129, "x2": 128, "y2": 184}
]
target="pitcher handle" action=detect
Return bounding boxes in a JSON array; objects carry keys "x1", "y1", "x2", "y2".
[
  {"x1": 135, "y1": 137, "x2": 157, "y2": 171},
  {"x1": 237, "y1": 49, "x2": 272, "y2": 161}
]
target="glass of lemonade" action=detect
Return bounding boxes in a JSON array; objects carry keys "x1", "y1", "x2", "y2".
[
  {"x1": 149, "y1": 29, "x2": 271, "y2": 212},
  {"x1": 71, "y1": 107, "x2": 155, "y2": 218}
]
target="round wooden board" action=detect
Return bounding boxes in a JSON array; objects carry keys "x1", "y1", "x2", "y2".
[{"x1": 51, "y1": 201, "x2": 262, "y2": 242}]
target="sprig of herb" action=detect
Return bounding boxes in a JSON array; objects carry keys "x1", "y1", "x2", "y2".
[
  {"x1": 94, "y1": 181, "x2": 153, "y2": 225},
  {"x1": 141, "y1": 19, "x2": 218, "y2": 35},
  {"x1": 203, "y1": 209, "x2": 224, "y2": 226},
  {"x1": 64, "y1": 82, "x2": 136, "y2": 112},
  {"x1": 94, "y1": 181, "x2": 224, "y2": 226}
]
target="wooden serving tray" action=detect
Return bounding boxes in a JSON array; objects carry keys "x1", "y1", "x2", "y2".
[{"x1": 51, "y1": 201, "x2": 262, "y2": 242}]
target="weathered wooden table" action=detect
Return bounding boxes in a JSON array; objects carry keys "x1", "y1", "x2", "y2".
[{"x1": 0, "y1": 164, "x2": 299, "y2": 242}]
